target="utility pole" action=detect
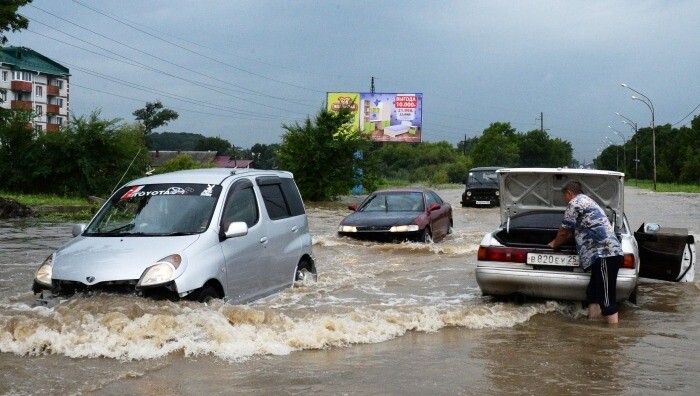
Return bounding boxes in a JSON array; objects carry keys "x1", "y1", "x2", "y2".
[
  {"x1": 535, "y1": 112, "x2": 546, "y2": 132},
  {"x1": 540, "y1": 112, "x2": 544, "y2": 132},
  {"x1": 370, "y1": 77, "x2": 375, "y2": 94},
  {"x1": 463, "y1": 134, "x2": 467, "y2": 155}
]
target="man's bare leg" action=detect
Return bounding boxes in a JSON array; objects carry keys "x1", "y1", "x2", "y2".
[
  {"x1": 605, "y1": 313, "x2": 619, "y2": 324},
  {"x1": 588, "y1": 303, "x2": 602, "y2": 320}
]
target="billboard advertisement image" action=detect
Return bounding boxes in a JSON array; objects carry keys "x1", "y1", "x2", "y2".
[{"x1": 327, "y1": 92, "x2": 422, "y2": 143}]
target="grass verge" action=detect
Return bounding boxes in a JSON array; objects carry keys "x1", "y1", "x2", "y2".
[{"x1": 625, "y1": 180, "x2": 700, "y2": 193}]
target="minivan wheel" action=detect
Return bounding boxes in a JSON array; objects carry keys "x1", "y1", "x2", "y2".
[
  {"x1": 192, "y1": 286, "x2": 220, "y2": 303},
  {"x1": 295, "y1": 259, "x2": 317, "y2": 284}
]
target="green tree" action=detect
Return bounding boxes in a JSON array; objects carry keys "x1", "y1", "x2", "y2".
[
  {"x1": 277, "y1": 106, "x2": 372, "y2": 201},
  {"x1": 0, "y1": 109, "x2": 36, "y2": 190},
  {"x1": 152, "y1": 154, "x2": 213, "y2": 175},
  {"x1": 194, "y1": 136, "x2": 232, "y2": 154},
  {"x1": 250, "y1": 143, "x2": 279, "y2": 169},
  {"x1": 31, "y1": 111, "x2": 149, "y2": 196},
  {"x1": 0, "y1": 0, "x2": 31, "y2": 46},
  {"x1": 472, "y1": 122, "x2": 520, "y2": 167},
  {"x1": 133, "y1": 101, "x2": 179, "y2": 145},
  {"x1": 456, "y1": 136, "x2": 479, "y2": 156},
  {"x1": 519, "y1": 129, "x2": 550, "y2": 167},
  {"x1": 150, "y1": 131, "x2": 205, "y2": 150}
]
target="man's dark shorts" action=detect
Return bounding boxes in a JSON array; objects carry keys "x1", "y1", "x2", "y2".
[{"x1": 586, "y1": 255, "x2": 623, "y2": 316}]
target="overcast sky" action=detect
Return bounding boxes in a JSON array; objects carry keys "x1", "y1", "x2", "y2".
[{"x1": 7, "y1": 0, "x2": 700, "y2": 163}]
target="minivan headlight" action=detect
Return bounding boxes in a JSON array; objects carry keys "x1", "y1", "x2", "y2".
[
  {"x1": 137, "y1": 254, "x2": 181, "y2": 288},
  {"x1": 34, "y1": 255, "x2": 54, "y2": 287},
  {"x1": 338, "y1": 225, "x2": 357, "y2": 233}
]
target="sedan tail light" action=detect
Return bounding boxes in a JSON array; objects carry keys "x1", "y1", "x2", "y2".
[
  {"x1": 478, "y1": 247, "x2": 637, "y2": 269},
  {"x1": 477, "y1": 246, "x2": 529, "y2": 263}
]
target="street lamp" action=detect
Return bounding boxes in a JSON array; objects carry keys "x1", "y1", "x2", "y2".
[
  {"x1": 608, "y1": 125, "x2": 627, "y2": 176},
  {"x1": 621, "y1": 83, "x2": 656, "y2": 190},
  {"x1": 615, "y1": 112, "x2": 639, "y2": 185},
  {"x1": 604, "y1": 137, "x2": 619, "y2": 171}
]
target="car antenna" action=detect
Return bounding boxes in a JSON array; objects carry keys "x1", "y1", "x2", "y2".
[{"x1": 110, "y1": 148, "x2": 142, "y2": 196}]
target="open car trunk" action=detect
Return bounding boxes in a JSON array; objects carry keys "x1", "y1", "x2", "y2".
[
  {"x1": 635, "y1": 224, "x2": 696, "y2": 282},
  {"x1": 494, "y1": 168, "x2": 696, "y2": 283}
]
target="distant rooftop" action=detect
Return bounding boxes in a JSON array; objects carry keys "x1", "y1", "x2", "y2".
[{"x1": 0, "y1": 46, "x2": 70, "y2": 77}]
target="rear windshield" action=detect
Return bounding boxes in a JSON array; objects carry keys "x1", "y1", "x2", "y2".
[{"x1": 84, "y1": 183, "x2": 222, "y2": 236}]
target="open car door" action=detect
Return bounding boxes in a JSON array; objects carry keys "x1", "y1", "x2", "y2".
[{"x1": 634, "y1": 223, "x2": 696, "y2": 282}]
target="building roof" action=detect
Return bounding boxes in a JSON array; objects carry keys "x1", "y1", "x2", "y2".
[{"x1": 0, "y1": 46, "x2": 70, "y2": 77}]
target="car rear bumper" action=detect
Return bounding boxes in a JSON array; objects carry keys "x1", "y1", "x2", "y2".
[{"x1": 475, "y1": 265, "x2": 637, "y2": 302}]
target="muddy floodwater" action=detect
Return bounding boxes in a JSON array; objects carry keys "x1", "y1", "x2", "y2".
[{"x1": 1, "y1": 187, "x2": 698, "y2": 395}]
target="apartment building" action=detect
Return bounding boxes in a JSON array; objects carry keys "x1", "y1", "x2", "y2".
[{"x1": 0, "y1": 46, "x2": 70, "y2": 132}]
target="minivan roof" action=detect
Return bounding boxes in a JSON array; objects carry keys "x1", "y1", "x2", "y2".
[
  {"x1": 469, "y1": 166, "x2": 503, "y2": 172},
  {"x1": 127, "y1": 168, "x2": 294, "y2": 186}
]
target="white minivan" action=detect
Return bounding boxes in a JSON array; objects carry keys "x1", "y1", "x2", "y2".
[{"x1": 33, "y1": 168, "x2": 316, "y2": 304}]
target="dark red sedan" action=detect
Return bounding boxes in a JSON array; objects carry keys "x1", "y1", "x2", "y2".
[{"x1": 337, "y1": 188, "x2": 453, "y2": 243}]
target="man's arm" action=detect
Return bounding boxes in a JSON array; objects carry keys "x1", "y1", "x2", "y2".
[{"x1": 548, "y1": 226, "x2": 573, "y2": 250}]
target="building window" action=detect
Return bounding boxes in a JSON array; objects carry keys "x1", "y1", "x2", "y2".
[
  {"x1": 36, "y1": 85, "x2": 43, "y2": 97},
  {"x1": 1, "y1": 91, "x2": 6, "y2": 102},
  {"x1": 2, "y1": 71, "x2": 7, "y2": 81},
  {"x1": 56, "y1": 117, "x2": 63, "y2": 125},
  {"x1": 35, "y1": 105, "x2": 42, "y2": 115},
  {"x1": 56, "y1": 98, "x2": 63, "y2": 108},
  {"x1": 12, "y1": 71, "x2": 32, "y2": 81},
  {"x1": 35, "y1": 124, "x2": 43, "y2": 133}
]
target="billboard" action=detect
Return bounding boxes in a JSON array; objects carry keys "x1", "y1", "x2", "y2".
[{"x1": 327, "y1": 92, "x2": 422, "y2": 143}]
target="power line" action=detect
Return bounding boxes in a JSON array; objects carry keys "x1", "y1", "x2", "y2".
[
  {"x1": 25, "y1": 13, "x2": 318, "y2": 110},
  {"x1": 72, "y1": 83, "x2": 297, "y2": 123},
  {"x1": 68, "y1": 0, "x2": 331, "y2": 93},
  {"x1": 672, "y1": 102, "x2": 700, "y2": 126},
  {"x1": 24, "y1": 28, "x2": 313, "y2": 116}
]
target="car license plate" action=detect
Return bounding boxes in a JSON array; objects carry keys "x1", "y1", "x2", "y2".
[
  {"x1": 527, "y1": 253, "x2": 579, "y2": 266},
  {"x1": 476, "y1": 200, "x2": 490, "y2": 205}
]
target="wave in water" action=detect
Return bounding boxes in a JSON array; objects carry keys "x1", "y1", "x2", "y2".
[{"x1": 0, "y1": 296, "x2": 560, "y2": 361}]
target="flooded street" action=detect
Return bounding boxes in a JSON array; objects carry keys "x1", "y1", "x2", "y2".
[{"x1": 1, "y1": 187, "x2": 699, "y2": 395}]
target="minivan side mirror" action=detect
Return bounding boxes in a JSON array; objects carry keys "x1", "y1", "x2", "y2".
[
  {"x1": 72, "y1": 224, "x2": 86, "y2": 237},
  {"x1": 428, "y1": 203, "x2": 441, "y2": 212},
  {"x1": 224, "y1": 221, "x2": 249, "y2": 238}
]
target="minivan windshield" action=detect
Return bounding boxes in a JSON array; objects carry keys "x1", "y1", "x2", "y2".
[
  {"x1": 467, "y1": 170, "x2": 498, "y2": 188},
  {"x1": 85, "y1": 183, "x2": 222, "y2": 236}
]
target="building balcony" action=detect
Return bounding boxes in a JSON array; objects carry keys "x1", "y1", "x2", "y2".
[
  {"x1": 47, "y1": 85, "x2": 60, "y2": 96},
  {"x1": 46, "y1": 104, "x2": 60, "y2": 114},
  {"x1": 11, "y1": 100, "x2": 33, "y2": 110},
  {"x1": 11, "y1": 80, "x2": 33, "y2": 93},
  {"x1": 46, "y1": 123, "x2": 60, "y2": 132}
]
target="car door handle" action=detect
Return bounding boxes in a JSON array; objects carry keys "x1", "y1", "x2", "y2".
[
  {"x1": 260, "y1": 237, "x2": 268, "y2": 244},
  {"x1": 291, "y1": 226, "x2": 299, "y2": 233}
]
